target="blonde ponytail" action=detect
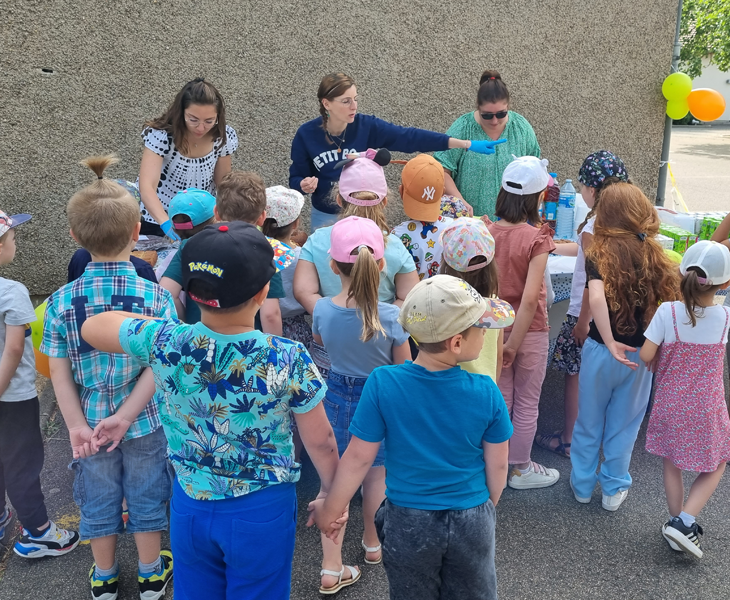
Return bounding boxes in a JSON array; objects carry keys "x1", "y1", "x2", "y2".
[{"x1": 336, "y1": 247, "x2": 385, "y2": 342}]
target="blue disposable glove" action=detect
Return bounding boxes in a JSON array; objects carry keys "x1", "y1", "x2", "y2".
[
  {"x1": 467, "y1": 139, "x2": 507, "y2": 155},
  {"x1": 160, "y1": 219, "x2": 181, "y2": 242}
]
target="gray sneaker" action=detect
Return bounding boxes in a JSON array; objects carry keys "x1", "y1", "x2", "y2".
[{"x1": 507, "y1": 462, "x2": 560, "y2": 489}]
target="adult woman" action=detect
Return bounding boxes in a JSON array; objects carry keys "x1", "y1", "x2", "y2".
[
  {"x1": 138, "y1": 78, "x2": 238, "y2": 240},
  {"x1": 434, "y1": 70, "x2": 540, "y2": 219},
  {"x1": 290, "y1": 73, "x2": 504, "y2": 230}
]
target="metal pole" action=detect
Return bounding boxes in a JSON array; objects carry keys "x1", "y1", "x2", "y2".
[{"x1": 656, "y1": 0, "x2": 684, "y2": 207}]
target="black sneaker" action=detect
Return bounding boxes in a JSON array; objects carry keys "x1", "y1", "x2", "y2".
[
  {"x1": 138, "y1": 549, "x2": 173, "y2": 600},
  {"x1": 662, "y1": 517, "x2": 703, "y2": 558}
]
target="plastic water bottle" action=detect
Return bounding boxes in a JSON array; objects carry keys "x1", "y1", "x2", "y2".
[{"x1": 556, "y1": 179, "x2": 576, "y2": 239}]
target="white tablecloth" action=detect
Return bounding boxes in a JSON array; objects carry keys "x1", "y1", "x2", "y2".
[{"x1": 548, "y1": 255, "x2": 577, "y2": 304}]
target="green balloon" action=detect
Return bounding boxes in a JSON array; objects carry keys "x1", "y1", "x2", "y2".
[
  {"x1": 666, "y1": 98, "x2": 689, "y2": 120},
  {"x1": 662, "y1": 72, "x2": 692, "y2": 101},
  {"x1": 30, "y1": 300, "x2": 47, "y2": 351}
]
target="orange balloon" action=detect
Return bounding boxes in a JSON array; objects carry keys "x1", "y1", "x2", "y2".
[
  {"x1": 687, "y1": 88, "x2": 726, "y2": 122},
  {"x1": 34, "y1": 347, "x2": 50, "y2": 378}
]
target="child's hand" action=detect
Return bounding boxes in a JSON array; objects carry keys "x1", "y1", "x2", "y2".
[
  {"x1": 502, "y1": 346, "x2": 517, "y2": 369},
  {"x1": 644, "y1": 355, "x2": 660, "y2": 374},
  {"x1": 91, "y1": 415, "x2": 134, "y2": 452},
  {"x1": 480, "y1": 215, "x2": 494, "y2": 227},
  {"x1": 306, "y1": 498, "x2": 349, "y2": 541},
  {"x1": 68, "y1": 425, "x2": 96, "y2": 459},
  {"x1": 606, "y1": 341, "x2": 638, "y2": 370},
  {"x1": 573, "y1": 319, "x2": 590, "y2": 347}
]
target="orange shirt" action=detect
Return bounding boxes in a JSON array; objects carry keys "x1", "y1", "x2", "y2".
[{"x1": 488, "y1": 222, "x2": 555, "y2": 333}]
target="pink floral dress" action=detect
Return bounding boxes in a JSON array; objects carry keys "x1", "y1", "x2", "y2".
[{"x1": 646, "y1": 303, "x2": 730, "y2": 472}]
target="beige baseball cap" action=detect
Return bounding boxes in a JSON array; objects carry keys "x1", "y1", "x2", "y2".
[{"x1": 398, "y1": 275, "x2": 515, "y2": 343}]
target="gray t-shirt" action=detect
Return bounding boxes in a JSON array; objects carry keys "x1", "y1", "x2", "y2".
[
  {"x1": 312, "y1": 298, "x2": 409, "y2": 378},
  {"x1": 280, "y1": 247, "x2": 306, "y2": 320},
  {"x1": 0, "y1": 278, "x2": 38, "y2": 402}
]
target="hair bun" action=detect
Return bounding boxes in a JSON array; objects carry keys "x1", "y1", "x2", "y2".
[{"x1": 479, "y1": 70, "x2": 502, "y2": 86}]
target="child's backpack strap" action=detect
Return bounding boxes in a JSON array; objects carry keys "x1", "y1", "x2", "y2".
[
  {"x1": 670, "y1": 302, "x2": 681, "y2": 343},
  {"x1": 721, "y1": 306, "x2": 730, "y2": 344}
]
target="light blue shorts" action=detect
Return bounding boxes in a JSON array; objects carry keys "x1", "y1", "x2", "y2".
[{"x1": 70, "y1": 427, "x2": 172, "y2": 539}]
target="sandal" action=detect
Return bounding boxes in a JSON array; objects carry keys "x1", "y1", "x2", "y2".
[
  {"x1": 319, "y1": 565, "x2": 361, "y2": 595},
  {"x1": 534, "y1": 431, "x2": 571, "y2": 458},
  {"x1": 362, "y1": 539, "x2": 383, "y2": 565}
]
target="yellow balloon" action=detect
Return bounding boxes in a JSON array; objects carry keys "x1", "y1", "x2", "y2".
[
  {"x1": 665, "y1": 249, "x2": 683, "y2": 264},
  {"x1": 688, "y1": 88, "x2": 726, "y2": 122},
  {"x1": 662, "y1": 72, "x2": 692, "y2": 101},
  {"x1": 30, "y1": 300, "x2": 47, "y2": 351},
  {"x1": 666, "y1": 99, "x2": 689, "y2": 120}
]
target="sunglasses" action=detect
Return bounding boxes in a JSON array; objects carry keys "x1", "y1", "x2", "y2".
[{"x1": 480, "y1": 111, "x2": 508, "y2": 121}]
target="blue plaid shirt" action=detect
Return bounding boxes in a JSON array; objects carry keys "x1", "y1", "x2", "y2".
[{"x1": 41, "y1": 262, "x2": 177, "y2": 439}]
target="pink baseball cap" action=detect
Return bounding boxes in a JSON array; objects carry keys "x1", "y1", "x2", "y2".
[
  {"x1": 329, "y1": 216, "x2": 385, "y2": 263},
  {"x1": 338, "y1": 150, "x2": 388, "y2": 206}
]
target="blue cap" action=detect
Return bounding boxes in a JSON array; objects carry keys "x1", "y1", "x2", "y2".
[{"x1": 169, "y1": 188, "x2": 216, "y2": 230}]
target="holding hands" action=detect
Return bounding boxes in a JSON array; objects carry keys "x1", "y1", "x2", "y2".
[{"x1": 307, "y1": 491, "x2": 349, "y2": 541}]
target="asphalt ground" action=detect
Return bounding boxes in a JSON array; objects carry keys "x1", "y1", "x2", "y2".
[{"x1": 3, "y1": 127, "x2": 730, "y2": 599}]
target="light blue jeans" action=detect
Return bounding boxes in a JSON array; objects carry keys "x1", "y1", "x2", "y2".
[
  {"x1": 310, "y1": 206, "x2": 339, "y2": 232},
  {"x1": 570, "y1": 338, "x2": 652, "y2": 498}
]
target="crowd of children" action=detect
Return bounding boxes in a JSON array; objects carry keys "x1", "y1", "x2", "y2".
[{"x1": 1, "y1": 144, "x2": 729, "y2": 600}]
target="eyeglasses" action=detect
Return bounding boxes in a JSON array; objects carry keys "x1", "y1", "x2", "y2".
[
  {"x1": 480, "y1": 111, "x2": 508, "y2": 121},
  {"x1": 185, "y1": 116, "x2": 218, "y2": 128},
  {"x1": 333, "y1": 96, "x2": 359, "y2": 107}
]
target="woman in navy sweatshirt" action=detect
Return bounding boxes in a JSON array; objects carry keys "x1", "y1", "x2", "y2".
[{"x1": 290, "y1": 73, "x2": 504, "y2": 230}]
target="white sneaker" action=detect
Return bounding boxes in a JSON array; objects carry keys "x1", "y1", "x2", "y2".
[
  {"x1": 602, "y1": 489, "x2": 629, "y2": 512},
  {"x1": 570, "y1": 479, "x2": 591, "y2": 504},
  {"x1": 507, "y1": 462, "x2": 560, "y2": 489}
]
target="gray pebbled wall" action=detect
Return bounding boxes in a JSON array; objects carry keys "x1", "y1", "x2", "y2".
[{"x1": 1, "y1": 0, "x2": 678, "y2": 294}]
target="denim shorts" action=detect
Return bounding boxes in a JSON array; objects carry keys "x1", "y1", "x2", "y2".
[
  {"x1": 323, "y1": 371, "x2": 385, "y2": 467},
  {"x1": 70, "y1": 427, "x2": 173, "y2": 540}
]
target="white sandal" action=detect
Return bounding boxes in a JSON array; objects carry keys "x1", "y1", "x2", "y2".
[
  {"x1": 361, "y1": 539, "x2": 383, "y2": 565},
  {"x1": 319, "y1": 565, "x2": 361, "y2": 595}
]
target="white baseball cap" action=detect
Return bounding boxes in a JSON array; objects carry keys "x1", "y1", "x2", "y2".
[
  {"x1": 501, "y1": 156, "x2": 550, "y2": 196},
  {"x1": 680, "y1": 240, "x2": 730, "y2": 285},
  {"x1": 265, "y1": 186, "x2": 304, "y2": 227}
]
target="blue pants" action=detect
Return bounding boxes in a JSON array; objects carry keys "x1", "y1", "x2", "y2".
[
  {"x1": 570, "y1": 338, "x2": 652, "y2": 498},
  {"x1": 310, "y1": 206, "x2": 339, "y2": 232},
  {"x1": 170, "y1": 479, "x2": 297, "y2": 600}
]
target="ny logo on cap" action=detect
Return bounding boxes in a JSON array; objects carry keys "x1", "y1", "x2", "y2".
[{"x1": 422, "y1": 186, "x2": 436, "y2": 201}]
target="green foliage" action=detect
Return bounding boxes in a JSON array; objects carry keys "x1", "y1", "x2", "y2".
[{"x1": 680, "y1": 0, "x2": 730, "y2": 78}]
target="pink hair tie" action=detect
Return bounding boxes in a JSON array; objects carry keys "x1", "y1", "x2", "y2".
[{"x1": 697, "y1": 276, "x2": 708, "y2": 284}]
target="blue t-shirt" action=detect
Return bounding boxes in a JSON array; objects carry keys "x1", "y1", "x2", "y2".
[
  {"x1": 119, "y1": 319, "x2": 326, "y2": 500},
  {"x1": 289, "y1": 114, "x2": 450, "y2": 213},
  {"x1": 300, "y1": 226, "x2": 416, "y2": 304},
  {"x1": 350, "y1": 362, "x2": 513, "y2": 510},
  {"x1": 312, "y1": 298, "x2": 409, "y2": 378}
]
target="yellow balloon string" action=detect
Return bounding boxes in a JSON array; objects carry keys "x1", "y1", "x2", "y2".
[{"x1": 667, "y1": 162, "x2": 689, "y2": 213}]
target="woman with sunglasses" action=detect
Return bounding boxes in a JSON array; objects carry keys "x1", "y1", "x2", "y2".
[
  {"x1": 290, "y1": 72, "x2": 504, "y2": 231},
  {"x1": 138, "y1": 78, "x2": 238, "y2": 240},
  {"x1": 434, "y1": 70, "x2": 541, "y2": 219}
]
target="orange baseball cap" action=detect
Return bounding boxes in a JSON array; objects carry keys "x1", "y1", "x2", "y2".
[{"x1": 400, "y1": 155, "x2": 445, "y2": 222}]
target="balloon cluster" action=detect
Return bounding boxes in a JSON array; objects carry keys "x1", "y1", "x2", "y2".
[{"x1": 662, "y1": 73, "x2": 726, "y2": 122}]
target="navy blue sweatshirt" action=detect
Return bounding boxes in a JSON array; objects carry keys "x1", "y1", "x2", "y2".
[{"x1": 289, "y1": 114, "x2": 450, "y2": 213}]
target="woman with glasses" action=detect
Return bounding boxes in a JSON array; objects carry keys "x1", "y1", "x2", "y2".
[
  {"x1": 434, "y1": 70, "x2": 541, "y2": 219},
  {"x1": 290, "y1": 72, "x2": 503, "y2": 231},
  {"x1": 138, "y1": 78, "x2": 238, "y2": 240}
]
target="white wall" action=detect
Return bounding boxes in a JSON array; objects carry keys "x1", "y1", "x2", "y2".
[{"x1": 693, "y1": 60, "x2": 730, "y2": 121}]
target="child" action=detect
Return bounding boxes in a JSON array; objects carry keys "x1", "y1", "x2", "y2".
[
  {"x1": 570, "y1": 182, "x2": 679, "y2": 511},
  {"x1": 41, "y1": 156, "x2": 176, "y2": 600},
  {"x1": 160, "y1": 171, "x2": 294, "y2": 330},
  {"x1": 488, "y1": 156, "x2": 559, "y2": 489},
  {"x1": 262, "y1": 185, "x2": 312, "y2": 347},
  {"x1": 0, "y1": 211, "x2": 80, "y2": 558},
  {"x1": 391, "y1": 154, "x2": 452, "y2": 280},
  {"x1": 537, "y1": 151, "x2": 629, "y2": 458},
  {"x1": 312, "y1": 215, "x2": 411, "y2": 594},
  {"x1": 83, "y1": 221, "x2": 340, "y2": 600},
  {"x1": 439, "y1": 217, "x2": 509, "y2": 382},
  {"x1": 640, "y1": 241, "x2": 730, "y2": 557},
  {"x1": 309, "y1": 275, "x2": 514, "y2": 600}
]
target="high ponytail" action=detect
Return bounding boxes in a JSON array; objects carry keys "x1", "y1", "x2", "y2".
[
  {"x1": 67, "y1": 154, "x2": 141, "y2": 256},
  {"x1": 335, "y1": 247, "x2": 385, "y2": 342},
  {"x1": 477, "y1": 69, "x2": 510, "y2": 106},
  {"x1": 680, "y1": 267, "x2": 720, "y2": 327}
]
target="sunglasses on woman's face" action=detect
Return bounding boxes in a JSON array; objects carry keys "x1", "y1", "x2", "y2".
[{"x1": 480, "y1": 111, "x2": 508, "y2": 121}]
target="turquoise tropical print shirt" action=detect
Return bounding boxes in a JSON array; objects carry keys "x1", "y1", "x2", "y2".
[{"x1": 119, "y1": 319, "x2": 326, "y2": 500}]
